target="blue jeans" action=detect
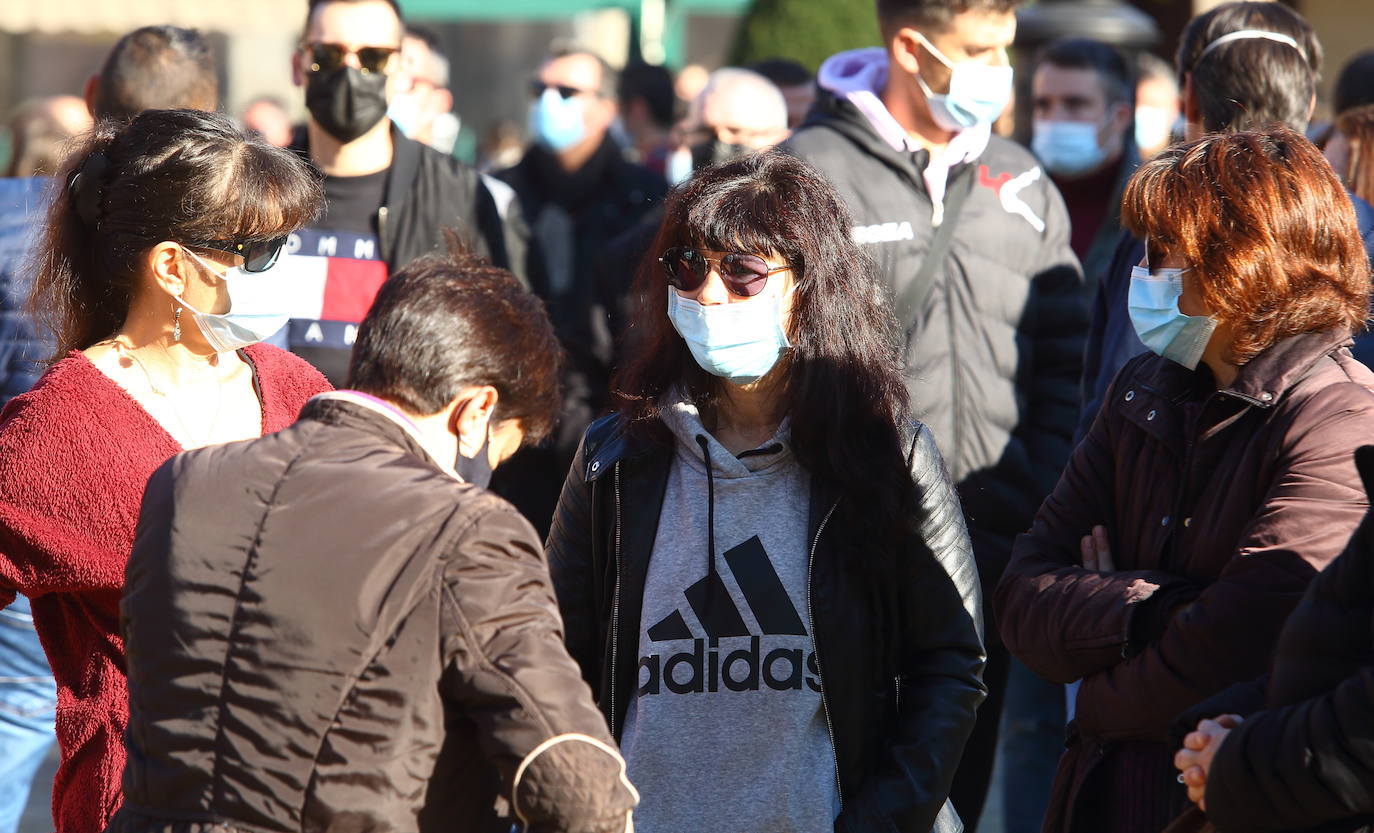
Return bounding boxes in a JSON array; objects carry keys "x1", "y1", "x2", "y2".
[{"x1": 0, "y1": 596, "x2": 57, "y2": 833}]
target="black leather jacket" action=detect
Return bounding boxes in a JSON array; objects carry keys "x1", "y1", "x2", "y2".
[{"x1": 546, "y1": 414, "x2": 987, "y2": 832}]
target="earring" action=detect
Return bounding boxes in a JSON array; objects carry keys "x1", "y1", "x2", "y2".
[{"x1": 173, "y1": 306, "x2": 181, "y2": 343}]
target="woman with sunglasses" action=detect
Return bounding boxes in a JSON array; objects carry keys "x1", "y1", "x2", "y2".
[
  {"x1": 547, "y1": 150, "x2": 985, "y2": 833},
  {"x1": 0, "y1": 109, "x2": 330, "y2": 833}
]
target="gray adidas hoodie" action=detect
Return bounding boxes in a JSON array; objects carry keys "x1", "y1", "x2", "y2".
[{"x1": 619, "y1": 394, "x2": 840, "y2": 832}]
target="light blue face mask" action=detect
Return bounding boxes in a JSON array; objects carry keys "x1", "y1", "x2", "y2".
[
  {"x1": 1127, "y1": 263, "x2": 1218, "y2": 370},
  {"x1": 528, "y1": 88, "x2": 586, "y2": 152},
  {"x1": 912, "y1": 32, "x2": 1013, "y2": 132},
  {"x1": 666, "y1": 287, "x2": 791, "y2": 385}
]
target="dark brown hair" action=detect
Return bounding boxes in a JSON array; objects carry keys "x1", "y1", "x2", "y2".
[
  {"x1": 1175, "y1": 1, "x2": 1321, "y2": 134},
  {"x1": 29, "y1": 108, "x2": 323, "y2": 359},
  {"x1": 1336, "y1": 104, "x2": 1374, "y2": 207},
  {"x1": 1122, "y1": 127, "x2": 1370, "y2": 364},
  {"x1": 94, "y1": 26, "x2": 218, "y2": 121},
  {"x1": 877, "y1": 0, "x2": 1020, "y2": 37},
  {"x1": 614, "y1": 150, "x2": 919, "y2": 572},
  {"x1": 347, "y1": 233, "x2": 562, "y2": 443}
]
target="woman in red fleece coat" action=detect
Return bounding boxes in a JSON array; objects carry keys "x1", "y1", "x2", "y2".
[{"x1": 0, "y1": 109, "x2": 331, "y2": 833}]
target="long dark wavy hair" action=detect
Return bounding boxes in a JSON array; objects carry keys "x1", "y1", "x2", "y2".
[{"x1": 612, "y1": 149, "x2": 919, "y2": 572}]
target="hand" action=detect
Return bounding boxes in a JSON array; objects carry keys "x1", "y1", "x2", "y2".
[
  {"x1": 1080, "y1": 525, "x2": 1115, "y2": 572},
  {"x1": 1173, "y1": 715, "x2": 1242, "y2": 810}
]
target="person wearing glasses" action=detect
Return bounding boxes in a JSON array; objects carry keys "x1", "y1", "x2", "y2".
[
  {"x1": 280, "y1": 0, "x2": 511, "y2": 385},
  {"x1": 491, "y1": 46, "x2": 667, "y2": 540},
  {"x1": 0, "y1": 108, "x2": 330, "y2": 833},
  {"x1": 547, "y1": 150, "x2": 985, "y2": 833}
]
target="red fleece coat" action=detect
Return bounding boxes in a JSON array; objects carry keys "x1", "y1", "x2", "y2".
[{"x1": 0, "y1": 344, "x2": 330, "y2": 833}]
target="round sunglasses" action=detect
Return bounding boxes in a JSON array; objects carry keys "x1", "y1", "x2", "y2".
[
  {"x1": 658, "y1": 247, "x2": 791, "y2": 298},
  {"x1": 303, "y1": 42, "x2": 399, "y2": 75}
]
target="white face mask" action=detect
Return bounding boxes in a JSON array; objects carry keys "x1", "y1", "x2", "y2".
[
  {"x1": 1032, "y1": 120, "x2": 1109, "y2": 176},
  {"x1": 911, "y1": 31, "x2": 1013, "y2": 132},
  {"x1": 176, "y1": 247, "x2": 290, "y2": 353}
]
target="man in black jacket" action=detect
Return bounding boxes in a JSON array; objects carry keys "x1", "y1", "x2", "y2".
[
  {"x1": 115, "y1": 245, "x2": 637, "y2": 833},
  {"x1": 493, "y1": 46, "x2": 667, "y2": 537},
  {"x1": 786, "y1": 0, "x2": 1087, "y2": 826},
  {"x1": 276, "y1": 0, "x2": 511, "y2": 385}
]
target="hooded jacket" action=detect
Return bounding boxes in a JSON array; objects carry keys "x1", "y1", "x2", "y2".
[
  {"x1": 110, "y1": 395, "x2": 638, "y2": 833},
  {"x1": 785, "y1": 49, "x2": 1088, "y2": 601},
  {"x1": 994, "y1": 329, "x2": 1374, "y2": 833},
  {"x1": 547, "y1": 413, "x2": 985, "y2": 833}
]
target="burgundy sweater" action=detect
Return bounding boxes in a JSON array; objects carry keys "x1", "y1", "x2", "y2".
[{"x1": 0, "y1": 343, "x2": 331, "y2": 833}]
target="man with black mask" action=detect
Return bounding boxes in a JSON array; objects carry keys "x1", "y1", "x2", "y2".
[{"x1": 280, "y1": 0, "x2": 509, "y2": 384}]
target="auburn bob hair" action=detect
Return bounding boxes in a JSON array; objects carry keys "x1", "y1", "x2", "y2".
[{"x1": 1121, "y1": 126, "x2": 1371, "y2": 364}]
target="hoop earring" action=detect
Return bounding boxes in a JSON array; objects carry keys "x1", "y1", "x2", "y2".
[{"x1": 173, "y1": 306, "x2": 181, "y2": 343}]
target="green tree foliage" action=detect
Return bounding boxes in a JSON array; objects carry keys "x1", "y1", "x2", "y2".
[{"x1": 729, "y1": 0, "x2": 882, "y2": 72}]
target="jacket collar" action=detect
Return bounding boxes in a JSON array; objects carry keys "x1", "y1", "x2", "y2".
[
  {"x1": 300, "y1": 392, "x2": 460, "y2": 481},
  {"x1": 1134, "y1": 327, "x2": 1354, "y2": 407},
  {"x1": 287, "y1": 121, "x2": 418, "y2": 223}
]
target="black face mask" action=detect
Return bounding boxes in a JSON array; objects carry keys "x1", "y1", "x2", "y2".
[
  {"x1": 455, "y1": 426, "x2": 494, "y2": 490},
  {"x1": 690, "y1": 139, "x2": 752, "y2": 170},
  {"x1": 305, "y1": 66, "x2": 389, "y2": 143}
]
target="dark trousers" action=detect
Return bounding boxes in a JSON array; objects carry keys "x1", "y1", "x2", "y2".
[{"x1": 950, "y1": 643, "x2": 1010, "y2": 831}]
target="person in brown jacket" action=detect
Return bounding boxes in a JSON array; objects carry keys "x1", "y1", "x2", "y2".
[
  {"x1": 109, "y1": 242, "x2": 638, "y2": 833},
  {"x1": 994, "y1": 126, "x2": 1374, "y2": 833}
]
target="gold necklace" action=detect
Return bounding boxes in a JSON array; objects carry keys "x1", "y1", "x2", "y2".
[{"x1": 110, "y1": 340, "x2": 225, "y2": 447}]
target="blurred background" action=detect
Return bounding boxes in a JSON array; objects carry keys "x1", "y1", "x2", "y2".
[{"x1": 0, "y1": 0, "x2": 1368, "y2": 172}]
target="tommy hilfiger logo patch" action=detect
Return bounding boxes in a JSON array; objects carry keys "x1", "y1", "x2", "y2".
[{"x1": 638, "y1": 536, "x2": 819, "y2": 696}]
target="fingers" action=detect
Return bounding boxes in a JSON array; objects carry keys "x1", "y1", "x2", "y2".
[
  {"x1": 1093, "y1": 525, "x2": 1115, "y2": 571},
  {"x1": 1174, "y1": 746, "x2": 1199, "y2": 771},
  {"x1": 1080, "y1": 534, "x2": 1098, "y2": 570},
  {"x1": 1183, "y1": 730, "x2": 1209, "y2": 750},
  {"x1": 1216, "y1": 713, "x2": 1244, "y2": 728}
]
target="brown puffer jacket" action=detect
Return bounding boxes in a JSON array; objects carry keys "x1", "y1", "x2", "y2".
[
  {"x1": 108, "y1": 395, "x2": 638, "y2": 833},
  {"x1": 994, "y1": 328, "x2": 1374, "y2": 833}
]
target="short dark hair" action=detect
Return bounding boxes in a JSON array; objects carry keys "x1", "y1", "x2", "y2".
[
  {"x1": 618, "y1": 61, "x2": 676, "y2": 128},
  {"x1": 1175, "y1": 1, "x2": 1320, "y2": 133},
  {"x1": 348, "y1": 235, "x2": 562, "y2": 443},
  {"x1": 1034, "y1": 37, "x2": 1133, "y2": 107},
  {"x1": 747, "y1": 58, "x2": 814, "y2": 89},
  {"x1": 1122, "y1": 127, "x2": 1369, "y2": 364},
  {"x1": 31, "y1": 109, "x2": 323, "y2": 359},
  {"x1": 875, "y1": 0, "x2": 1021, "y2": 36},
  {"x1": 303, "y1": 0, "x2": 404, "y2": 42},
  {"x1": 1335, "y1": 50, "x2": 1374, "y2": 117},
  {"x1": 94, "y1": 26, "x2": 218, "y2": 121}
]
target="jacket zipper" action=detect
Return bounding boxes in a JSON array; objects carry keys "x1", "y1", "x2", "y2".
[
  {"x1": 944, "y1": 261, "x2": 962, "y2": 463},
  {"x1": 377, "y1": 206, "x2": 389, "y2": 261},
  {"x1": 808, "y1": 500, "x2": 843, "y2": 809},
  {"x1": 610, "y1": 462, "x2": 624, "y2": 736},
  {"x1": 894, "y1": 675, "x2": 902, "y2": 714}
]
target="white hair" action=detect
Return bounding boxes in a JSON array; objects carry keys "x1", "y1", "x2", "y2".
[{"x1": 695, "y1": 67, "x2": 788, "y2": 133}]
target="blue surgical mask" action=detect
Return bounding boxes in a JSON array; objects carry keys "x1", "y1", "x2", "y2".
[
  {"x1": 912, "y1": 32, "x2": 1013, "y2": 132},
  {"x1": 528, "y1": 88, "x2": 586, "y2": 152},
  {"x1": 177, "y1": 248, "x2": 290, "y2": 353},
  {"x1": 1032, "y1": 120, "x2": 1108, "y2": 176},
  {"x1": 1128, "y1": 263, "x2": 1217, "y2": 370},
  {"x1": 666, "y1": 287, "x2": 790, "y2": 385}
]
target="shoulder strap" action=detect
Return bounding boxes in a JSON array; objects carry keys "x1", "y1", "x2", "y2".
[{"x1": 892, "y1": 163, "x2": 977, "y2": 331}]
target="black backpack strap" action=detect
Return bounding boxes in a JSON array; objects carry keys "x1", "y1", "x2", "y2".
[{"x1": 892, "y1": 162, "x2": 977, "y2": 331}]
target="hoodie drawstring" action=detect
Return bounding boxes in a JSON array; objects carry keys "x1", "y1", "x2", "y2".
[{"x1": 695, "y1": 434, "x2": 717, "y2": 630}]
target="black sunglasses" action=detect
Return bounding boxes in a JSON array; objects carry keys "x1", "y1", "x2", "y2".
[
  {"x1": 187, "y1": 237, "x2": 288, "y2": 273},
  {"x1": 529, "y1": 80, "x2": 598, "y2": 100},
  {"x1": 659, "y1": 247, "x2": 791, "y2": 298},
  {"x1": 305, "y1": 42, "x2": 399, "y2": 75}
]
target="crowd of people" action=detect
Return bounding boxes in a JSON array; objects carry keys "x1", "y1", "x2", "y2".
[{"x1": 0, "y1": 0, "x2": 1373, "y2": 832}]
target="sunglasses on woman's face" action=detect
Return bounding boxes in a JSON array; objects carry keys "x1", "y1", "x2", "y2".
[
  {"x1": 529, "y1": 80, "x2": 598, "y2": 100},
  {"x1": 304, "y1": 42, "x2": 399, "y2": 75},
  {"x1": 187, "y1": 237, "x2": 289, "y2": 273},
  {"x1": 659, "y1": 246, "x2": 791, "y2": 298}
]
